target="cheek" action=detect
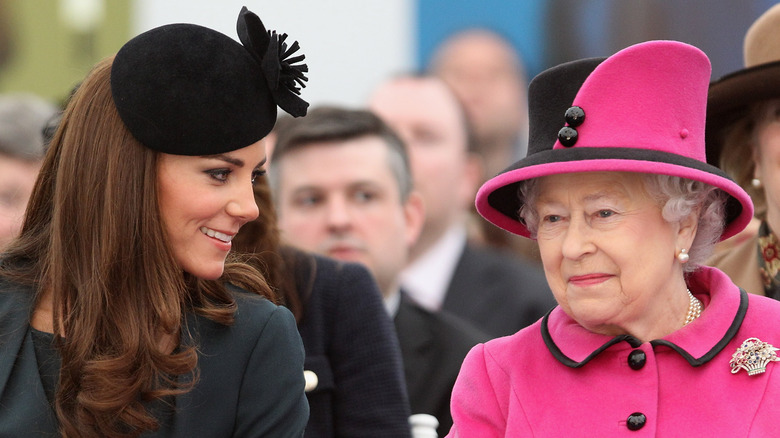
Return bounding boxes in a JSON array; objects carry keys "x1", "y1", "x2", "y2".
[
  {"x1": 537, "y1": 238, "x2": 564, "y2": 285},
  {"x1": 279, "y1": 210, "x2": 324, "y2": 244},
  {"x1": 757, "y1": 125, "x2": 780, "y2": 168}
]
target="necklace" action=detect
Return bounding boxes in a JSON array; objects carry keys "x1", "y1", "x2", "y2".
[{"x1": 684, "y1": 289, "x2": 702, "y2": 325}]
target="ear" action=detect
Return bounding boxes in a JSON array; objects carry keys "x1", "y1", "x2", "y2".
[
  {"x1": 459, "y1": 152, "x2": 485, "y2": 209},
  {"x1": 676, "y1": 207, "x2": 700, "y2": 253},
  {"x1": 752, "y1": 144, "x2": 762, "y2": 181},
  {"x1": 403, "y1": 190, "x2": 426, "y2": 248}
]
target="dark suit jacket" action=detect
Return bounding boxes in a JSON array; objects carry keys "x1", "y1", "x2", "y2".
[
  {"x1": 296, "y1": 254, "x2": 411, "y2": 438},
  {"x1": 0, "y1": 280, "x2": 308, "y2": 437},
  {"x1": 394, "y1": 293, "x2": 489, "y2": 436},
  {"x1": 443, "y1": 243, "x2": 556, "y2": 338}
]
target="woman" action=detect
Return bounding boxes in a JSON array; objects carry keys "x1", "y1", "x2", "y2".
[
  {"x1": 447, "y1": 40, "x2": 780, "y2": 436},
  {"x1": 0, "y1": 7, "x2": 309, "y2": 437},
  {"x1": 232, "y1": 171, "x2": 413, "y2": 438},
  {"x1": 706, "y1": 3, "x2": 780, "y2": 298}
]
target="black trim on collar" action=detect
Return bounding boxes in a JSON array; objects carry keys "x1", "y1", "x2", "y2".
[
  {"x1": 651, "y1": 288, "x2": 748, "y2": 366},
  {"x1": 541, "y1": 289, "x2": 749, "y2": 368},
  {"x1": 541, "y1": 309, "x2": 642, "y2": 368}
]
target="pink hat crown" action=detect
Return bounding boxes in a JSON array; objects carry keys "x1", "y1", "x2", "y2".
[
  {"x1": 556, "y1": 40, "x2": 707, "y2": 160},
  {"x1": 476, "y1": 40, "x2": 753, "y2": 240}
]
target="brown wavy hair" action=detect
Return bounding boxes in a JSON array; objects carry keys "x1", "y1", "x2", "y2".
[
  {"x1": 0, "y1": 56, "x2": 273, "y2": 437},
  {"x1": 232, "y1": 171, "x2": 305, "y2": 321}
]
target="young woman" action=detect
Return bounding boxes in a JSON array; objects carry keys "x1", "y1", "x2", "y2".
[{"x1": 0, "y1": 7, "x2": 309, "y2": 437}]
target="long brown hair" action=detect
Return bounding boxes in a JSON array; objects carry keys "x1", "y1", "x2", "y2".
[
  {"x1": 0, "y1": 56, "x2": 272, "y2": 437},
  {"x1": 232, "y1": 172, "x2": 306, "y2": 321}
]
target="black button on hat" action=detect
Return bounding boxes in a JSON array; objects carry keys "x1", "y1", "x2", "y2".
[
  {"x1": 564, "y1": 106, "x2": 585, "y2": 127},
  {"x1": 557, "y1": 126, "x2": 578, "y2": 147},
  {"x1": 627, "y1": 350, "x2": 647, "y2": 370},
  {"x1": 627, "y1": 412, "x2": 647, "y2": 431}
]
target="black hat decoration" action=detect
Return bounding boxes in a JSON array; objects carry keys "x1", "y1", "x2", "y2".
[{"x1": 110, "y1": 6, "x2": 308, "y2": 156}]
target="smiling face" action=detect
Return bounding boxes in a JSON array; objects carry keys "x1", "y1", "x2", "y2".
[
  {"x1": 274, "y1": 136, "x2": 423, "y2": 297},
  {"x1": 534, "y1": 172, "x2": 692, "y2": 338},
  {"x1": 157, "y1": 140, "x2": 265, "y2": 280}
]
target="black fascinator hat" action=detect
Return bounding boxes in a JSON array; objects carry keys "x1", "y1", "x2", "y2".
[{"x1": 110, "y1": 6, "x2": 308, "y2": 156}]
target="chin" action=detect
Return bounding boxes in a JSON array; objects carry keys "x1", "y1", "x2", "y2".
[{"x1": 184, "y1": 262, "x2": 226, "y2": 280}]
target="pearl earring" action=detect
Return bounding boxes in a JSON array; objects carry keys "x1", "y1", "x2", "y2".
[
  {"x1": 752, "y1": 178, "x2": 762, "y2": 188},
  {"x1": 677, "y1": 248, "x2": 689, "y2": 263}
]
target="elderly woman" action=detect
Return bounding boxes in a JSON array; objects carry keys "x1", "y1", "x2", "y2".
[
  {"x1": 446, "y1": 40, "x2": 780, "y2": 436},
  {"x1": 706, "y1": 3, "x2": 780, "y2": 298}
]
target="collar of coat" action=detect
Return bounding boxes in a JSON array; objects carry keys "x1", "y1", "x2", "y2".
[{"x1": 541, "y1": 266, "x2": 748, "y2": 368}]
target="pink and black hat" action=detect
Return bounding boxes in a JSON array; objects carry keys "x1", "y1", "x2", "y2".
[{"x1": 475, "y1": 40, "x2": 754, "y2": 241}]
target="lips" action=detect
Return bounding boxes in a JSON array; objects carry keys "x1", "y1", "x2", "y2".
[
  {"x1": 327, "y1": 245, "x2": 361, "y2": 257},
  {"x1": 200, "y1": 226, "x2": 234, "y2": 243},
  {"x1": 568, "y1": 273, "x2": 613, "y2": 286}
]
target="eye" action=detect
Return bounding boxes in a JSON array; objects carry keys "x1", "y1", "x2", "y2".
[
  {"x1": 251, "y1": 169, "x2": 267, "y2": 185},
  {"x1": 597, "y1": 209, "x2": 615, "y2": 218},
  {"x1": 294, "y1": 193, "x2": 322, "y2": 207},
  {"x1": 354, "y1": 190, "x2": 376, "y2": 203},
  {"x1": 543, "y1": 214, "x2": 562, "y2": 223},
  {"x1": 205, "y1": 169, "x2": 231, "y2": 182}
]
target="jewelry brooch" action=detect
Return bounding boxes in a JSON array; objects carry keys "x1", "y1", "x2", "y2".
[{"x1": 730, "y1": 337, "x2": 780, "y2": 376}]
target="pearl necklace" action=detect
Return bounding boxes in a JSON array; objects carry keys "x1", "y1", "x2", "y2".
[{"x1": 684, "y1": 289, "x2": 702, "y2": 326}]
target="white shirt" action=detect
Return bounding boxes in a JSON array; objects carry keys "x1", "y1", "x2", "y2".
[
  {"x1": 383, "y1": 288, "x2": 401, "y2": 318},
  {"x1": 399, "y1": 224, "x2": 467, "y2": 311}
]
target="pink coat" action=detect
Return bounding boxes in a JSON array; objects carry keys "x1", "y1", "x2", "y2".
[{"x1": 447, "y1": 266, "x2": 780, "y2": 437}]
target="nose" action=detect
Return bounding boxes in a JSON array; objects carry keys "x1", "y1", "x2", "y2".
[
  {"x1": 226, "y1": 183, "x2": 259, "y2": 224},
  {"x1": 560, "y1": 215, "x2": 596, "y2": 260},
  {"x1": 325, "y1": 196, "x2": 352, "y2": 233}
]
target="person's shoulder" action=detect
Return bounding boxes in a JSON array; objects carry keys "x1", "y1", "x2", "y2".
[
  {"x1": 307, "y1": 253, "x2": 380, "y2": 302},
  {"x1": 0, "y1": 276, "x2": 34, "y2": 309},
  {"x1": 707, "y1": 229, "x2": 757, "y2": 267},
  {"x1": 481, "y1": 318, "x2": 546, "y2": 358},
  {"x1": 310, "y1": 253, "x2": 374, "y2": 284},
  {"x1": 227, "y1": 284, "x2": 294, "y2": 330},
  {"x1": 422, "y1": 303, "x2": 492, "y2": 345},
  {"x1": 745, "y1": 290, "x2": 780, "y2": 315}
]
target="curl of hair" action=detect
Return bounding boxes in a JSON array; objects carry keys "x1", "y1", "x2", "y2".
[
  {"x1": 0, "y1": 56, "x2": 273, "y2": 437},
  {"x1": 517, "y1": 173, "x2": 727, "y2": 273}
]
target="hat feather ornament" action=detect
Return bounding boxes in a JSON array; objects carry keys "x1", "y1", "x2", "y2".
[{"x1": 237, "y1": 6, "x2": 309, "y2": 117}]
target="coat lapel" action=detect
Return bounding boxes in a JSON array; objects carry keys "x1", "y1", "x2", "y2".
[{"x1": 0, "y1": 284, "x2": 35, "y2": 398}]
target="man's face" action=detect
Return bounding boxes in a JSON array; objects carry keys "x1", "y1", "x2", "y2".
[
  {"x1": 431, "y1": 31, "x2": 528, "y2": 145},
  {"x1": 0, "y1": 155, "x2": 40, "y2": 250},
  {"x1": 274, "y1": 136, "x2": 422, "y2": 295},
  {"x1": 369, "y1": 78, "x2": 475, "y2": 241}
]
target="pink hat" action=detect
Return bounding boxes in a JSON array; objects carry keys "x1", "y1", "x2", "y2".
[{"x1": 475, "y1": 40, "x2": 754, "y2": 240}]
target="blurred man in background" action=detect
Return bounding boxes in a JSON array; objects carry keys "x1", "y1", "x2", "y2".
[
  {"x1": 0, "y1": 93, "x2": 57, "y2": 249},
  {"x1": 429, "y1": 28, "x2": 529, "y2": 180},
  {"x1": 428, "y1": 31, "x2": 541, "y2": 262},
  {"x1": 369, "y1": 75, "x2": 554, "y2": 339},
  {"x1": 270, "y1": 107, "x2": 488, "y2": 436}
]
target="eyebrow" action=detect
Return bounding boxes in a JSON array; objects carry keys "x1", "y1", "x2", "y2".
[
  {"x1": 582, "y1": 191, "x2": 617, "y2": 202},
  {"x1": 205, "y1": 154, "x2": 267, "y2": 168},
  {"x1": 537, "y1": 190, "x2": 622, "y2": 206}
]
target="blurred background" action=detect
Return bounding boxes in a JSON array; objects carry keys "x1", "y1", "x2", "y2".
[{"x1": 0, "y1": 0, "x2": 776, "y2": 108}]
